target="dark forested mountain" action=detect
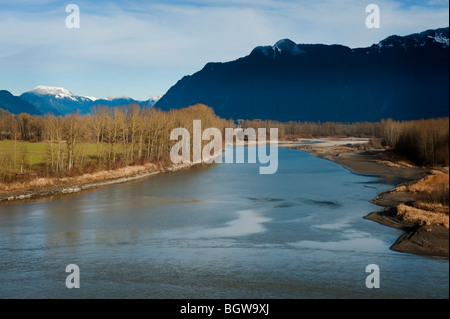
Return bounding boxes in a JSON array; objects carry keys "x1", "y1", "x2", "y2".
[
  {"x1": 155, "y1": 27, "x2": 449, "y2": 122},
  {"x1": 0, "y1": 90, "x2": 41, "y2": 115}
]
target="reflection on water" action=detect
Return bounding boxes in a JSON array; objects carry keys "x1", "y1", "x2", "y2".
[
  {"x1": 298, "y1": 197, "x2": 342, "y2": 208},
  {"x1": 245, "y1": 197, "x2": 284, "y2": 203},
  {"x1": 274, "y1": 202, "x2": 299, "y2": 209},
  {"x1": 289, "y1": 235, "x2": 388, "y2": 253},
  {"x1": 47, "y1": 231, "x2": 80, "y2": 246},
  {"x1": 185, "y1": 209, "x2": 270, "y2": 238},
  {"x1": 0, "y1": 147, "x2": 448, "y2": 298},
  {"x1": 312, "y1": 218, "x2": 351, "y2": 230}
]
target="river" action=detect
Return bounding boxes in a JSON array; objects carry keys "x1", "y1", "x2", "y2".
[{"x1": 0, "y1": 147, "x2": 448, "y2": 298}]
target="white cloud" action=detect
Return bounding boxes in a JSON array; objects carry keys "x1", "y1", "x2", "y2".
[{"x1": 0, "y1": 0, "x2": 448, "y2": 97}]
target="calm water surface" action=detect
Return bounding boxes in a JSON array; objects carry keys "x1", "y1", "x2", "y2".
[{"x1": 0, "y1": 147, "x2": 448, "y2": 298}]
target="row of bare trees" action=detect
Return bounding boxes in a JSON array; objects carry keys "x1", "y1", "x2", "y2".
[
  {"x1": 0, "y1": 104, "x2": 232, "y2": 180},
  {"x1": 241, "y1": 119, "x2": 383, "y2": 139},
  {"x1": 1, "y1": 104, "x2": 448, "y2": 181},
  {"x1": 385, "y1": 118, "x2": 449, "y2": 166},
  {"x1": 241, "y1": 117, "x2": 449, "y2": 166}
]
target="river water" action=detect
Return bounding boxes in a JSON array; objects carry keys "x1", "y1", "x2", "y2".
[{"x1": 0, "y1": 147, "x2": 448, "y2": 298}]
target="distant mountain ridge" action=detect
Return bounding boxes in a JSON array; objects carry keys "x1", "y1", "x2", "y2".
[
  {"x1": 1, "y1": 85, "x2": 162, "y2": 115},
  {"x1": 20, "y1": 86, "x2": 97, "y2": 115},
  {"x1": 0, "y1": 90, "x2": 41, "y2": 115},
  {"x1": 155, "y1": 27, "x2": 449, "y2": 122}
]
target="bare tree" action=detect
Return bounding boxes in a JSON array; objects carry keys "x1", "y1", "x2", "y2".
[{"x1": 64, "y1": 113, "x2": 86, "y2": 170}]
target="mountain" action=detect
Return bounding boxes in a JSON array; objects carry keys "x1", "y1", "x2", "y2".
[
  {"x1": 0, "y1": 90, "x2": 41, "y2": 115},
  {"x1": 155, "y1": 27, "x2": 449, "y2": 122},
  {"x1": 145, "y1": 95, "x2": 162, "y2": 106},
  {"x1": 19, "y1": 86, "x2": 160, "y2": 115},
  {"x1": 20, "y1": 86, "x2": 95, "y2": 115},
  {"x1": 93, "y1": 95, "x2": 160, "y2": 108}
]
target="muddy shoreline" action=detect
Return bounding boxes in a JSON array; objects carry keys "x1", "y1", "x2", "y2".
[
  {"x1": 0, "y1": 162, "x2": 198, "y2": 205},
  {"x1": 283, "y1": 138, "x2": 449, "y2": 259}
]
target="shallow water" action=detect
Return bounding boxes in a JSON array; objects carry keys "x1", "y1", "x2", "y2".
[{"x1": 0, "y1": 147, "x2": 448, "y2": 298}]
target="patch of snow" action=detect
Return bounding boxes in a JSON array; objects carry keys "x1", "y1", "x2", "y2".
[
  {"x1": 56, "y1": 93, "x2": 77, "y2": 101},
  {"x1": 30, "y1": 85, "x2": 74, "y2": 97},
  {"x1": 28, "y1": 85, "x2": 104, "y2": 102},
  {"x1": 377, "y1": 41, "x2": 393, "y2": 49},
  {"x1": 105, "y1": 96, "x2": 133, "y2": 101},
  {"x1": 273, "y1": 45, "x2": 282, "y2": 56},
  {"x1": 146, "y1": 95, "x2": 162, "y2": 106},
  {"x1": 84, "y1": 96, "x2": 99, "y2": 101},
  {"x1": 148, "y1": 95, "x2": 162, "y2": 102},
  {"x1": 428, "y1": 34, "x2": 449, "y2": 47}
]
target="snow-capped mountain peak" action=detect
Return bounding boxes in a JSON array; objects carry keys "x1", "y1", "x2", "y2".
[
  {"x1": 31, "y1": 85, "x2": 74, "y2": 98},
  {"x1": 20, "y1": 85, "x2": 161, "y2": 115},
  {"x1": 27, "y1": 85, "x2": 99, "y2": 102},
  {"x1": 148, "y1": 95, "x2": 162, "y2": 102}
]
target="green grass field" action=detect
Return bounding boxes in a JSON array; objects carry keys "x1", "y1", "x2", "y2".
[{"x1": 0, "y1": 140, "x2": 101, "y2": 173}]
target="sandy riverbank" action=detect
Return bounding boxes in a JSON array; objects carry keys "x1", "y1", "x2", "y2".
[
  {"x1": 283, "y1": 137, "x2": 449, "y2": 259},
  {"x1": 280, "y1": 138, "x2": 427, "y2": 179}
]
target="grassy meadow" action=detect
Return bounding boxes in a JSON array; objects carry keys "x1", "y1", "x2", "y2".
[{"x1": 0, "y1": 140, "x2": 105, "y2": 174}]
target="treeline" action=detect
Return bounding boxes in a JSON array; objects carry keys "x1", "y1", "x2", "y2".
[
  {"x1": 0, "y1": 104, "x2": 232, "y2": 181},
  {"x1": 240, "y1": 119, "x2": 381, "y2": 138},
  {"x1": 380, "y1": 118, "x2": 449, "y2": 166},
  {"x1": 242, "y1": 117, "x2": 449, "y2": 166},
  {"x1": 1, "y1": 104, "x2": 448, "y2": 182}
]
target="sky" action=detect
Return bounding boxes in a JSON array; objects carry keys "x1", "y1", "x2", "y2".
[{"x1": 0, "y1": 0, "x2": 448, "y2": 100}]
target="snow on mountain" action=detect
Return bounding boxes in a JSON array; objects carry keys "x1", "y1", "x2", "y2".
[
  {"x1": 376, "y1": 27, "x2": 449, "y2": 49},
  {"x1": 148, "y1": 95, "x2": 162, "y2": 103},
  {"x1": 105, "y1": 95, "x2": 133, "y2": 101},
  {"x1": 30, "y1": 85, "x2": 74, "y2": 97},
  {"x1": 428, "y1": 33, "x2": 449, "y2": 47},
  {"x1": 20, "y1": 86, "x2": 161, "y2": 115},
  {"x1": 84, "y1": 96, "x2": 99, "y2": 101},
  {"x1": 27, "y1": 85, "x2": 96, "y2": 102},
  {"x1": 155, "y1": 27, "x2": 449, "y2": 122}
]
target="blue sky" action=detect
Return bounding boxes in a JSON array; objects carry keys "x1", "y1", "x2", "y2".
[{"x1": 0, "y1": 0, "x2": 448, "y2": 100}]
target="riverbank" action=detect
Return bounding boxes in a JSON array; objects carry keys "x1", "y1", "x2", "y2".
[
  {"x1": 0, "y1": 161, "x2": 205, "y2": 204},
  {"x1": 282, "y1": 138, "x2": 449, "y2": 259},
  {"x1": 2, "y1": 139, "x2": 448, "y2": 258}
]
